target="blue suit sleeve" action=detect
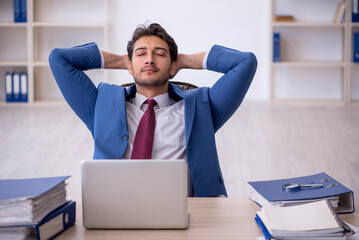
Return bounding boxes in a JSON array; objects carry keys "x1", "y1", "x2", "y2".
[
  {"x1": 49, "y1": 42, "x2": 102, "y2": 134},
  {"x1": 207, "y1": 45, "x2": 257, "y2": 132}
]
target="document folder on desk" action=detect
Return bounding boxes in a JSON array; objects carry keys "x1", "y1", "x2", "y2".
[
  {"x1": 0, "y1": 201, "x2": 76, "y2": 240},
  {"x1": 248, "y1": 172, "x2": 355, "y2": 214},
  {"x1": 0, "y1": 176, "x2": 74, "y2": 239}
]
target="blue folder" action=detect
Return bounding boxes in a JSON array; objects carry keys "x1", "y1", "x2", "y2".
[
  {"x1": 255, "y1": 214, "x2": 271, "y2": 240},
  {"x1": 20, "y1": 72, "x2": 28, "y2": 102},
  {"x1": 13, "y1": 73, "x2": 21, "y2": 102},
  {"x1": 273, "y1": 32, "x2": 280, "y2": 62},
  {"x1": 248, "y1": 172, "x2": 355, "y2": 214},
  {"x1": 0, "y1": 201, "x2": 76, "y2": 240},
  {"x1": 5, "y1": 72, "x2": 14, "y2": 102},
  {"x1": 0, "y1": 176, "x2": 70, "y2": 201},
  {"x1": 354, "y1": 32, "x2": 359, "y2": 63},
  {"x1": 0, "y1": 176, "x2": 73, "y2": 239},
  {"x1": 13, "y1": 0, "x2": 21, "y2": 22},
  {"x1": 20, "y1": 0, "x2": 27, "y2": 22},
  {"x1": 353, "y1": 0, "x2": 359, "y2": 22}
]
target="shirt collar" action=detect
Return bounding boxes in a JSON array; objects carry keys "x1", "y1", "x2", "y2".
[{"x1": 133, "y1": 92, "x2": 172, "y2": 109}]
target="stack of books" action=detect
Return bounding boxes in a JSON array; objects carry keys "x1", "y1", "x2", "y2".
[
  {"x1": 255, "y1": 200, "x2": 354, "y2": 240},
  {"x1": 273, "y1": 15, "x2": 294, "y2": 22},
  {"x1": 248, "y1": 172, "x2": 355, "y2": 214},
  {"x1": 0, "y1": 176, "x2": 76, "y2": 240}
]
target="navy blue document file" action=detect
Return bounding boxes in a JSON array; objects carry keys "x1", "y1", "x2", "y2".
[{"x1": 248, "y1": 172, "x2": 355, "y2": 214}]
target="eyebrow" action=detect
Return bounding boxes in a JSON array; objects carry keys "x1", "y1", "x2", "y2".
[{"x1": 134, "y1": 47, "x2": 168, "y2": 52}]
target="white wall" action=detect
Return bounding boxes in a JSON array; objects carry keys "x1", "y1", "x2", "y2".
[{"x1": 106, "y1": 0, "x2": 271, "y2": 100}]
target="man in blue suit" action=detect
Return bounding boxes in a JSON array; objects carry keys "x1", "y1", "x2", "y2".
[{"x1": 49, "y1": 23, "x2": 257, "y2": 197}]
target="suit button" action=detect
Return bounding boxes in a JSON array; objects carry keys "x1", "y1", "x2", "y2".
[{"x1": 122, "y1": 135, "x2": 129, "y2": 141}]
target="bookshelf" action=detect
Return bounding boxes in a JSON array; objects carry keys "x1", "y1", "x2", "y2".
[
  {"x1": 270, "y1": 0, "x2": 359, "y2": 105},
  {"x1": 0, "y1": 0, "x2": 109, "y2": 104}
]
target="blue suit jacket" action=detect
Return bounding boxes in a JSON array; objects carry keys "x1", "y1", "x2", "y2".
[{"x1": 49, "y1": 43, "x2": 257, "y2": 197}]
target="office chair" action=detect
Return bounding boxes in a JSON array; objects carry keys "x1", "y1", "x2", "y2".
[{"x1": 121, "y1": 81, "x2": 198, "y2": 91}]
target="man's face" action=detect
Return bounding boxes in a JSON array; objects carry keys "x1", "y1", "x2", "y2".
[{"x1": 129, "y1": 36, "x2": 176, "y2": 88}]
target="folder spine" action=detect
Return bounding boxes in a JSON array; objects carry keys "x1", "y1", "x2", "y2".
[
  {"x1": 20, "y1": 0, "x2": 27, "y2": 22},
  {"x1": 353, "y1": 0, "x2": 359, "y2": 22},
  {"x1": 5, "y1": 72, "x2": 14, "y2": 102},
  {"x1": 13, "y1": 73, "x2": 21, "y2": 102},
  {"x1": 20, "y1": 73, "x2": 28, "y2": 102},
  {"x1": 354, "y1": 32, "x2": 359, "y2": 63},
  {"x1": 273, "y1": 32, "x2": 280, "y2": 62},
  {"x1": 35, "y1": 201, "x2": 76, "y2": 240},
  {"x1": 13, "y1": 0, "x2": 21, "y2": 22}
]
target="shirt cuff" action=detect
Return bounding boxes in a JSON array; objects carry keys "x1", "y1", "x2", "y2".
[
  {"x1": 99, "y1": 49, "x2": 105, "y2": 69},
  {"x1": 202, "y1": 49, "x2": 211, "y2": 70}
]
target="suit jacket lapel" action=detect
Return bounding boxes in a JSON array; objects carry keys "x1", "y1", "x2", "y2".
[{"x1": 168, "y1": 84, "x2": 196, "y2": 145}]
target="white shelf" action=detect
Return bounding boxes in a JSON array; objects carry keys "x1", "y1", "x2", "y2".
[
  {"x1": 270, "y1": 0, "x2": 353, "y2": 105},
  {"x1": 273, "y1": 61, "x2": 345, "y2": 67},
  {"x1": 0, "y1": 61, "x2": 28, "y2": 67},
  {"x1": 0, "y1": 22, "x2": 27, "y2": 27},
  {"x1": 273, "y1": 21, "x2": 345, "y2": 28},
  {"x1": 33, "y1": 61, "x2": 49, "y2": 67},
  {"x1": 33, "y1": 22, "x2": 106, "y2": 28}
]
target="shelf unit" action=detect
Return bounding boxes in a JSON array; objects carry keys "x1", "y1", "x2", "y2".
[
  {"x1": 270, "y1": 0, "x2": 359, "y2": 105},
  {"x1": 0, "y1": 0, "x2": 109, "y2": 104}
]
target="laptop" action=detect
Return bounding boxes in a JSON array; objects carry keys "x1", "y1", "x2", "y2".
[{"x1": 81, "y1": 159, "x2": 188, "y2": 229}]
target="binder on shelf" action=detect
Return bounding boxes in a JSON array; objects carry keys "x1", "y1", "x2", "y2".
[
  {"x1": 20, "y1": 73, "x2": 28, "y2": 102},
  {"x1": 13, "y1": 73, "x2": 21, "y2": 102},
  {"x1": 13, "y1": 0, "x2": 21, "y2": 22},
  {"x1": 248, "y1": 172, "x2": 355, "y2": 214},
  {"x1": 0, "y1": 201, "x2": 76, "y2": 240},
  {"x1": 354, "y1": 32, "x2": 359, "y2": 63},
  {"x1": 20, "y1": 0, "x2": 27, "y2": 22},
  {"x1": 273, "y1": 32, "x2": 280, "y2": 62},
  {"x1": 5, "y1": 73, "x2": 14, "y2": 102},
  {"x1": 353, "y1": 0, "x2": 359, "y2": 22}
]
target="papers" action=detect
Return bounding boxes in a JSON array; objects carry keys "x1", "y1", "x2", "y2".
[
  {"x1": 256, "y1": 200, "x2": 354, "y2": 240},
  {"x1": 0, "y1": 176, "x2": 69, "y2": 226}
]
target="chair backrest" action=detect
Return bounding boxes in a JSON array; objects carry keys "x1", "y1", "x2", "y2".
[{"x1": 121, "y1": 81, "x2": 198, "y2": 91}]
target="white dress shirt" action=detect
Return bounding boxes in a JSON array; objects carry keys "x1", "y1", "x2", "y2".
[{"x1": 123, "y1": 92, "x2": 194, "y2": 196}]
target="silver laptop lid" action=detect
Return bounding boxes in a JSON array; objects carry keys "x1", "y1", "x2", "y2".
[{"x1": 81, "y1": 159, "x2": 188, "y2": 229}]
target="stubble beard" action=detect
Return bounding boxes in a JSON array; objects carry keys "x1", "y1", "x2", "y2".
[{"x1": 133, "y1": 69, "x2": 171, "y2": 88}]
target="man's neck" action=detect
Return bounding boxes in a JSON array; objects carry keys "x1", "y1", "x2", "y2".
[{"x1": 135, "y1": 83, "x2": 169, "y2": 99}]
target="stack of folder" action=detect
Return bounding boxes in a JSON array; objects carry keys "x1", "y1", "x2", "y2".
[
  {"x1": 0, "y1": 176, "x2": 76, "y2": 239},
  {"x1": 13, "y1": 0, "x2": 27, "y2": 22},
  {"x1": 248, "y1": 172, "x2": 355, "y2": 214},
  {"x1": 255, "y1": 200, "x2": 354, "y2": 240},
  {"x1": 5, "y1": 72, "x2": 28, "y2": 103}
]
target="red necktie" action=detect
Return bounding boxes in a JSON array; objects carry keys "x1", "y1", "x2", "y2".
[{"x1": 131, "y1": 99, "x2": 157, "y2": 159}]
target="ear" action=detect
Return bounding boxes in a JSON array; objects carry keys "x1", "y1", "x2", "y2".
[
  {"x1": 169, "y1": 61, "x2": 177, "y2": 79},
  {"x1": 128, "y1": 61, "x2": 133, "y2": 76}
]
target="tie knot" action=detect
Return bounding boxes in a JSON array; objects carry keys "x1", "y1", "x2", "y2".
[{"x1": 146, "y1": 99, "x2": 157, "y2": 107}]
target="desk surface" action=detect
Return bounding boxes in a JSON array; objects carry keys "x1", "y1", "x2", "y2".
[{"x1": 58, "y1": 198, "x2": 359, "y2": 240}]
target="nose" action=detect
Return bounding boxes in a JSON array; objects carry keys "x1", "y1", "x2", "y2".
[{"x1": 145, "y1": 53, "x2": 155, "y2": 65}]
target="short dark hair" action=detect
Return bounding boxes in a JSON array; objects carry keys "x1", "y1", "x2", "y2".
[{"x1": 127, "y1": 23, "x2": 178, "y2": 63}]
